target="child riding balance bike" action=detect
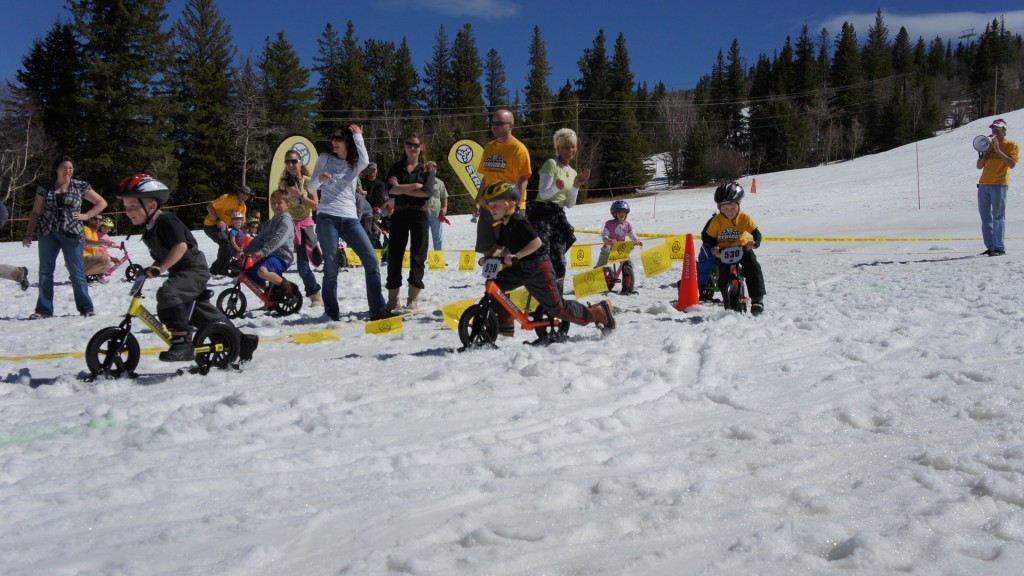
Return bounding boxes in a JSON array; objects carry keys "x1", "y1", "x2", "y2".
[{"x1": 458, "y1": 180, "x2": 615, "y2": 349}]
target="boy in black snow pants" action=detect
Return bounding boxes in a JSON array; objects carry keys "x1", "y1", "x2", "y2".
[
  {"x1": 477, "y1": 180, "x2": 615, "y2": 336},
  {"x1": 117, "y1": 174, "x2": 235, "y2": 361}
]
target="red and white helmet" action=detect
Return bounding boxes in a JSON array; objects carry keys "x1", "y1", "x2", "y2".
[{"x1": 117, "y1": 174, "x2": 170, "y2": 206}]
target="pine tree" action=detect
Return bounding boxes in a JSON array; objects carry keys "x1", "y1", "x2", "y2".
[
  {"x1": 257, "y1": 32, "x2": 315, "y2": 142},
  {"x1": 576, "y1": 29, "x2": 611, "y2": 189},
  {"x1": 830, "y1": 22, "x2": 865, "y2": 141},
  {"x1": 69, "y1": 0, "x2": 175, "y2": 193},
  {"x1": 522, "y1": 27, "x2": 552, "y2": 147},
  {"x1": 450, "y1": 24, "x2": 485, "y2": 134},
  {"x1": 682, "y1": 119, "x2": 711, "y2": 185},
  {"x1": 167, "y1": 0, "x2": 236, "y2": 225},
  {"x1": 313, "y1": 23, "x2": 344, "y2": 135},
  {"x1": 601, "y1": 32, "x2": 648, "y2": 193},
  {"x1": 16, "y1": 20, "x2": 83, "y2": 157},
  {"x1": 339, "y1": 21, "x2": 371, "y2": 121},
  {"x1": 791, "y1": 24, "x2": 820, "y2": 110},
  {"x1": 484, "y1": 49, "x2": 510, "y2": 110},
  {"x1": 423, "y1": 25, "x2": 453, "y2": 113}
]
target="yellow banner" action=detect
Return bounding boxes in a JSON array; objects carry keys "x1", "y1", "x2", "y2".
[
  {"x1": 291, "y1": 330, "x2": 340, "y2": 344},
  {"x1": 570, "y1": 245, "x2": 592, "y2": 269},
  {"x1": 447, "y1": 139, "x2": 485, "y2": 200},
  {"x1": 459, "y1": 251, "x2": 476, "y2": 272},
  {"x1": 365, "y1": 316, "x2": 403, "y2": 335},
  {"x1": 606, "y1": 241, "x2": 636, "y2": 264},
  {"x1": 640, "y1": 243, "x2": 673, "y2": 278},
  {"x1": 441, "y1": 298, "x2": 478, "y2": 330},
  {"x1": 573, "y1": 268, "x2": 607, "y2": 298},
  {"x1": 428, "y1": 250, "x2": 446, "y2": 270},
  {"x1": 345, "y1": 247, "x2": 362, "y2": 266},
  {"x1": 402, "y1": 251, "x2": 411, "y2": 270}
]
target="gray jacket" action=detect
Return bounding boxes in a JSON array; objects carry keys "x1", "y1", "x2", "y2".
[{"x1": 245, "y1": 212, "x2": 294, "y2": 265}]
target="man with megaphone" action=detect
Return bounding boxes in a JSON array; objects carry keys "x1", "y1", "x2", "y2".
[{"x1": 976, "y1": 118, "x2": 1019, "y2": 256}]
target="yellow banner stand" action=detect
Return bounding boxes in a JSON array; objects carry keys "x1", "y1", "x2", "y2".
[
  {"x1": 573, "y1": 268, "x2": 607, "y2": 298},
  {"x1": 640, "y1": 243, "x2": 673, "y2": 278},
  {"x1": 570, "y1": 245, "x2": 592, "y2": 269},
  {"x1": 447, "y1": 139, "x2": 485, "y2": 200},
  {"x1": 270, "y1": 135, "x2": 318, "y2": 212}
]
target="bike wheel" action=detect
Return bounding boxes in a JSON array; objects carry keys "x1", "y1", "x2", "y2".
[
  {"x1": 85, "y1": 327, "x2": 140, "y2": 377},
  {"x1": 457, "y1": 304, "x2": 498, "y2": 348},
  {"x1": 216, "y1": 287, "x2": 247, "y2": 319},
  {"x1": 193, "y1": 322, "x2": 241, "y2": 373},
  {"x1": 125, "y1": 264, "x2": 144, "y2": 281},
  {"x1": 532, "y1": 308, "x2": 570, "y2": 342},
  {"x1": 272, "y1": 288, "x2": 303, "y2": 316}
]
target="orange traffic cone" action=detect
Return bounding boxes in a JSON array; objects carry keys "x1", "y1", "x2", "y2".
[
  {"x1": 676, "y1": 233, "x2": 700, "y2": 311},
  {"x1": 751, "y1": 178, "x2": 757, "y2": 194}
]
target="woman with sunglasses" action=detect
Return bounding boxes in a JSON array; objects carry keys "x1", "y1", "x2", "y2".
[
  {"x1": 384, "y1": 133, "x2": 435, "y2": 311},
  {"x1": 279, "y1": 150, "x2": 323, "y2": 307},
  {"x1": 22, "y1": 154, "x2": 107, "y2": 319},
  {"x1": 308, "y1": 125, "x2": 392, "y2": 322}
]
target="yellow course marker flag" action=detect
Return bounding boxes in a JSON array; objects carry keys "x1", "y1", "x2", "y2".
[
  {"x1": 428, "y1": 250, "x2": 447, "y2": 271},
  {"x1": 573, "y1": 268, "x2": 608, "y2": 299},
  {"x1": 640, "y1": 243, "x2": 673, "y2": 278},
  {"x1": 459, "y1": 251, "x2": 476, "y2": 272},
  {"x1": 441, "y1": 298, "x2": 478, "y2": 329},
  {"x1": 366, "y1": 315, "x2": 403, "y2": 335},
  {"x1": 346, "y1": 247, "x2": 362, "y2": 266},
  {"x1": 665, "y1": 236, "x2": 688, "y2": 260},
  {"x1": 508, "y1": 287, "x2": 539, "y2": 312},
  {"x1": 291, "y1": 331, "x2": 341, "y2": 344},
  {"x1": 570, "y1": 245, "x2": 592, "y2": 269},
  {"x1": 606, "y1": 241, "x2": 636, "y2": 264}
]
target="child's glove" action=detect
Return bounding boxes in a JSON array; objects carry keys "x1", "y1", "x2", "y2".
[{"x1": 145, "y1": 266, "x2": 162, "y2": 279}]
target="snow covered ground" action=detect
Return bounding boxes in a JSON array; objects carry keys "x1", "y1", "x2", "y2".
[{"x1": 2, "y1": 111, "x2": 1024, "y2": 575}]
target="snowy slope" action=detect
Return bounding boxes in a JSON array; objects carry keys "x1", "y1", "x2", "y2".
[{"x1": 1, "y1": 111, "x2": 1023, "y2": 575}]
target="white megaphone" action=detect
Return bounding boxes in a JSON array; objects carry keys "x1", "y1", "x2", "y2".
[{"x1": 973, "y1": 134, "x2": 993, "y2": 152}]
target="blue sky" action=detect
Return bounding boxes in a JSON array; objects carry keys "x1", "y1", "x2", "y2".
[{"x1": 3, "y1": 1, "x2": 1023, "y2": 96}]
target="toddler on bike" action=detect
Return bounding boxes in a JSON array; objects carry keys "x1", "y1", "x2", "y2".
[
  {"x1": 243, "y1": 190, "x2": 296, "y2": 300},
  {"x1": 478, "y1": 180, "x2": 615, "y2": 336},
  {"x1": 594, "y1": 200, "x2": 643, "y2": 295},
  {"x1": 701, "y1": 181, "x2": 766, "y2": 316},
  {"x1": 117, "y1": 174, "x2": 235, "y2": 361}
]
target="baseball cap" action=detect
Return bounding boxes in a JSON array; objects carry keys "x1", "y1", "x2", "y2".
[
  {"x1": 367, "y1": 162, "x2": 377, "y2": 169},
  {"x1": 990, "y1": 119, "x2": 1007, "y2": 130},
  {"x1": 237, "y1": 184, "x2": 252, "y2": 196}
]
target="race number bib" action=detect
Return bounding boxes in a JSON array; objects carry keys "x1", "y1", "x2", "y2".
[
  {"x1": 481, "y1": 258, "x2": 501, "y2": 279},
  {"x1": 719, "y1": 246, "x2": 744, "y2": 264}
]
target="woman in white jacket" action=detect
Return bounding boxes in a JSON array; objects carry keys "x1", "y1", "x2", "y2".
[{"x1": 307, "y1": 125, "x2": 392, "y2": 322}]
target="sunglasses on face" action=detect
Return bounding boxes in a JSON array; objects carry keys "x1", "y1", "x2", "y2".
[
  {"x1": 285, "y1": 159, "x2": 299, "y2": 164},
  {"x1": 405, "y1": 142, "x2": 421, "y2": 148},
  {"x1": 332, "y1": 134, "x2": 346, "y2": 141}
]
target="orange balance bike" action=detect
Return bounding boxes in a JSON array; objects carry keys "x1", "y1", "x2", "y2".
[{"x1": 457, "y1": 258, "x2": 570, "y2": 349}]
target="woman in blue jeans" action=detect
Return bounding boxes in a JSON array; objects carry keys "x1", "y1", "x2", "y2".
[
  {"x1": 308, "y1": 125, "x2": 392, "y2": 322},
  {"x1": 22, "y1": 155, "x2": 107, "y2": 319}
]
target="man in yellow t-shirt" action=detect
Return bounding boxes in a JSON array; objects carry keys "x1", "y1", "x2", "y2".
[
  {"x1": 976, "y1": 118, "x2": 1019, "y2": 257},
  {"x1": 203, "y1": 184, "x2": 251, "y2": 275},
  {"x1": 473, "y1": 109, "x2": 531, "y2": 253}
]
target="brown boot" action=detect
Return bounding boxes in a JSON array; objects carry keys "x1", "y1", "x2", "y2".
[
  {"x1": 497, "y1": 307, "x2": 514, "y2": 337},
  {"x1": 588, "y1": 300, "x2": 616, "y2": 330},
  {"x1": 406, "y1": 286, "x2": 421, "y2": 310},
  {"x1": 387, "y1": 288, "x2": 400, "y2": 311}
]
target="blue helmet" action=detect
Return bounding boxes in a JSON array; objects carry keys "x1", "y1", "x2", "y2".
[{"x1": 610, "y1": 200, "x2": 630, "y2": 215}]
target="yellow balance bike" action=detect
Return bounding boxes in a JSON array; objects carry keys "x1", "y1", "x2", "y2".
[{"x1": 85, "y1": 275, "x2": 241, "y2": 378}]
